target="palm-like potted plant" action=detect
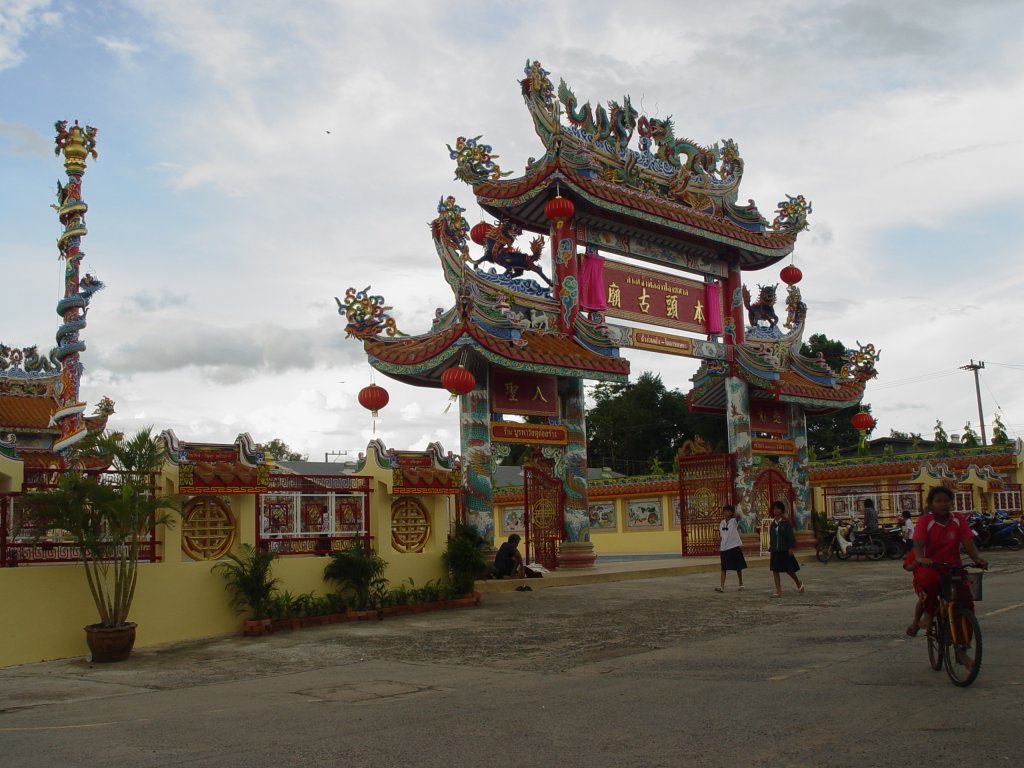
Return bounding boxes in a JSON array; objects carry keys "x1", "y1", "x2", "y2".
[
  {"x1": 323, "y1": 539, "x2": 387, "y2": 614},
  {"x1": 19, "y1": 427, "x2": 176, "y2": 661},
  {"x1": 441, "y1": 523, "x2": 488, "y2": 598},
  {"x1": 212, "y1": 544, "x2": 281, "y2": 635}
]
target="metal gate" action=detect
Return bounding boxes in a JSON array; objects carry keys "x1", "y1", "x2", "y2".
[
  {"x1": 523, "y1": 457, "x2": 563, "y2": 570},
  {"x1": 678, "y1": 453, "x2": 733, "y2": 556},
  {"x1": 751, "y1": 466, "x2": 795, "y2": 527}
]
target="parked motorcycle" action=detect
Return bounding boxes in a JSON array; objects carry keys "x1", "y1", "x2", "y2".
[
  {"x1": 969, "y1": 511, "x2": 1024, "y2": 551},
  {"x1": 880, "y1": 524, "x2": 907, "y2": 559},
  {"x1": 816, "y1": 520, "x2": 886, "y2": 562}
]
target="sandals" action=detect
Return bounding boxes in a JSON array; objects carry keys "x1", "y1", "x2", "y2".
[
  {"x1": 738, "y1": 585, "x2": 746, "y2": 591},
  {"x1": 515, "y1": 585, "x2": 532, "y2": 592},
  {"x1": 905, "y1": 623, "x2": 920, "y2": 638},
  {"x1": 714, "y1": 587, "x2": 725, "y2": 593},
  {"x1": 798, "y1": 584, "x2": 805, "y2": 595},
  {"x1": 770, "y1": 592, "x2": 782, "y2": 598}
]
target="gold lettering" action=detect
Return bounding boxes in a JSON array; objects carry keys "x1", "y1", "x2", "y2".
[
  {"x1": 638, "y1": 288, "x2": 650, "y2": 313},
  {"x1": 665, "y1": 294, "x2": 679, "y2": 319},
  {"x1": 504, "y1": 382, "x2": 519, "y2": 401},
  {"x1": 607, "y1": 282, "x2": 621, "y2": 308},
  {"x1": 693, "y1": 300, "x2": 706, "y2": 323},
  {"x1": 532, "y1": 386, "x2": 549, "y2": 403}
]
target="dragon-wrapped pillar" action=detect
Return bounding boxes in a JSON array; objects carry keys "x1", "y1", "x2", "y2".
[
  {"x1": 781, "y1": 404, "x2": 812, "y2": 531},
  {"x1": 725, "y1": 376, "x2": 755, "y2": 532},
  {"x1": 460, "y1": 367, "x2": 495, "y2": 546},
  {"x1": 51, "y1": 121, "x2": 103, "y2": 459},
  {"x1": 557, "y1": 376, "x2": 595, "y2": 568},
  {"x1": 725, "y1": 262, "x2": 745, "y2": 346}
]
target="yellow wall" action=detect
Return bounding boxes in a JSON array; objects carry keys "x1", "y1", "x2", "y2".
[{"x1": 1, "y1": 463, "x2": 450, "y2": 668}]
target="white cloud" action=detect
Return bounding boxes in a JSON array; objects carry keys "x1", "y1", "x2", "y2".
[
  {"x1": 96, "y1": 35, "x2": 143, "y2": 67},
  {"x1": 0, "y1": 0, "x2": 57, "y2": 71}
]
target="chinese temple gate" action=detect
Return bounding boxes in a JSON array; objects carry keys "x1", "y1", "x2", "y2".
[{"x1": 340, "y1": 60, "x2": 875, "y2": 564}]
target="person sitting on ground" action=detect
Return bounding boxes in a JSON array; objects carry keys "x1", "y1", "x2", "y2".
[
  {"x1": 494, "y1": 534, "x2": 526, "y2": 579},
  {"x1": 904, "y1": 486, "x2": 987, "y2": 637}
]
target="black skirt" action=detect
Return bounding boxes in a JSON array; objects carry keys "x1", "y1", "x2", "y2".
[
  {"x1": 719, "y1": 546, "x2": 747, "y2": 571},
  {"x1": 770, "y1": 551, "x2": 800, "y2": 573}
]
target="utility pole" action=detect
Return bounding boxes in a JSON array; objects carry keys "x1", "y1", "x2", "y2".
[{"x1": 960, "y1": 360, "x2": 986, "y2": 445}]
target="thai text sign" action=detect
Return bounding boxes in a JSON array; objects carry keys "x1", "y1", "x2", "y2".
[
  {"x1": 601, "y1": 259, "x2": 722, "y2": 335},
  {"x1": 490, "y1": 422, "x2": 568, "y2": 446},
  {"x1": 751, "y1": 437, "x2": 796, "y2": 456},
  {"x1": 750, "y1": 401, "x2": 789, "y2": 435},
  {"x1": 490, "y1": 368, "x2": 558, "y2": 417},
  {"x1": 629, "y1": 329, "x2": 696, "y2": 357}
]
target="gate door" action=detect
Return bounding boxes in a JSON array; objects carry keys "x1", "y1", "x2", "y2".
[
  {"x1": 523, "y1": 458, "x2": 564, "y2": 570},
  {"x1": 751, "y1": 467, "x2": 795, "y2": 528},
  {"x1": 678, "y1": 453, "x2": 733, "y2": 556}
]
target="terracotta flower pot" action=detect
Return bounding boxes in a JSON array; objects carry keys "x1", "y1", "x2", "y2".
[{"x1": 85, "y1": 623, "x2": 137, "y2": 663}]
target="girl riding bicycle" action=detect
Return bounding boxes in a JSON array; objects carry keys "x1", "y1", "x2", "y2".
[{"x1": 905, "y1": 486, "x2": 987, "y2": 637}]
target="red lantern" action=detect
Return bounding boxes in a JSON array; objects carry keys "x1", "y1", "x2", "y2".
[
  {"x1": 440, "y1": 364, "x2": 475, "y2": 414},
  {"x1": 470, "y1": 221, "x2": 490, "y2": 246},
  {"x1": 358, "y1": 383, "x2": 389, "y2": 417},
  {"x1": 780, "y1": 264, "x2": 803, "y2": 285},
  {"x1": 544, "y1": 194, "x2": 575, "y2": 228},
  {"x1": 441, "y1": 365, "x2": 476, "y2": 396},
  {"x1": 851, "y1": 411, "x2": 874, "y2": 431}
]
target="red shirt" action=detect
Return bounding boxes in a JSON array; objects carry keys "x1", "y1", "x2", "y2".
[{"x1": 913, "y1": 512, "x2": 973, "y2": 565}]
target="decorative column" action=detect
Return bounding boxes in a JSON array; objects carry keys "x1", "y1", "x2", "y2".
[
  {"x1": 557, "y1": 376, "x2": 596, "y2": 568},
  {"x1": 544, "y1": 192, "x2": 579, "y2": 335},
  {"x1": 786, "y1": 403, "x2": 812, "y2": 531},
  {"x1": 51, "y1": 121, "x2": 103, "y2": 457},
  {"x1": 459, "y1": 366, "x2": 494, "y2": 546},
  {"x1": 724, "y1": 376, "x2": 755, "y2": 532},
  {"x1": 724, "y1": 261, "x2": 745, "y2": 346}
]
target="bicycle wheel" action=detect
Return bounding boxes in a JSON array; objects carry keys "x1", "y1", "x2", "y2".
[
  {"x1": 885, "y1": 540, "x2": 903, "y2": 559},
  {"x1": 942, "y1": 607, "x2": 982, "y2": 687},
  {"x1": 926, "y1": 615, "x2": 943, "y2": 671},
  {"x1": 816, "y1": 539, "x2": 834, "y2": 563},
  {"x1": 835, "y1": 544, "x2": 852, "y2": 561}
]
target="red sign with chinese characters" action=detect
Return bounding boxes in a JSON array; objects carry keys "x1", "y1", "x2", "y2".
[
  {"x1": 490, "y1": 368, "x2": 558, "y2": 417},
  {"x1": 750, "y1": 401, "x2": 789, "y2": 435},
  {"x1": 600, "y1": 259, "x2": 723, "y2": 335}
]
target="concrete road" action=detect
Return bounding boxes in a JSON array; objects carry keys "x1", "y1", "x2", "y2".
[{"x1": 2, "y1": 552, "x2": 1022, "y2": 767}]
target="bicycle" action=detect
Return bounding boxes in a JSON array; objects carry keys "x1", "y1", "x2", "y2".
[{"x1": 924, "y1": 562, "x2": 985, "y2": 687}]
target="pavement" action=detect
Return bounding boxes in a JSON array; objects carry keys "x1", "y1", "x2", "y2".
[{"x1": 2, "y1": 550, "x2": 1023, "y2": 767}]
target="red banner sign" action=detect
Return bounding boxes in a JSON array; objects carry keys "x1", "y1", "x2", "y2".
[
  {"x1": 490, "y1": 368, "x2": 558, "y2": 417},
  {"x1": 490, "y1": 422, "x2": 568, "y2": 445},
  {"x1": 750, "y1": 401, "x2": 789, "y2": 435},
  {"x1": 600, "y1": 259, "x2": 723, "y2": 334}
]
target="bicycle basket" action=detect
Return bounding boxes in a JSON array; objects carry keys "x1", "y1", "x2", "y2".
[{"x1": 967, "y1": 571, "x2": 983, "y2": 602}]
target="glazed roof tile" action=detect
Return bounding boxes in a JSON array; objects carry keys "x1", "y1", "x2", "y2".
[
  {"x1": 777, "y1": 370, "x2": 864, "y2": 403},
  {"x1": 0, "y1": 395, "x2": 57, "y2": 430},
  {"x1": 365, "y1": 321, "x2": 629, "y2": 378},
  {"x1": 473, "y1": 159, "x2": 795, "y2": 254},
  {"x1": 810, "y1": 452, "x2": 1017, "y2": 483}
]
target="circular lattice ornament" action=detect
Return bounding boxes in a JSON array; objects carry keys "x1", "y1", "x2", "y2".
[
  {"x1": 390, "y1": 497, "x2": 431, "y2": 553},
  {"x1": 181, "y1": 497, "x2": 236, "y2": 561}
]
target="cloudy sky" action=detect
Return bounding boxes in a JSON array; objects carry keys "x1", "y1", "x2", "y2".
[{"x1": 2, "y1": 0, "x2": 1023, "y2": 460}]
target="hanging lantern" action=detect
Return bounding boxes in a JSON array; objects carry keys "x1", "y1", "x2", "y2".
[
  {"x1": 544, "y1": 193, "x2": 575, "y2": 228},
  {"x1": 470, "y1": 221, "x2": 490, "y2": 246},
  {"x1": 780, "y1": 264, "x2": 803, "y2": 285},
  {"x1": 851, "y1": 411, "x2": 874, "y2": 431},
  {"x1": 440, "y1": 364, "x2": 476, "y2": 413},
  {"x1": 358, "y1": 383, "x2": 389, "y2": 419}
]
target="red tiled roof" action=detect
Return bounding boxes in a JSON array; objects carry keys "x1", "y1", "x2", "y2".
[
  {"x1": 809, "y1": 453, "x2": 1017, "y2": 483},
  {"x1": 365, "y1": 321, "x2": 629, "y2": 377},
  {"x1": 473, "y1": 158, "x2": 795, "y2": 253},
  {"x1": 0, "y1": 395, "x2": 57, "y2": 430},
  {"x1": 777, "y1": 371, "x2": 864, "y2": 404}
]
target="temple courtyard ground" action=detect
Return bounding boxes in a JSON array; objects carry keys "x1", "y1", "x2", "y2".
[{"x1": 2, "y1": 551, "x2": 1022, "y2": 767}]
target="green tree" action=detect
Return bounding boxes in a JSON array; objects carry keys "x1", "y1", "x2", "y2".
[
  {"x1": 934, "y1": 420, "x2": 949, "y2": 449},
  {"x1": 962, "y1": 421, "x2": 979, "y2": 448},
  {"x1": 992, "y1": 414, "x2": 1010, "y2": 446},
  {"x1": 800, "y1": 334, "x2": 874, "y2": 458},
  {"x1": 586, "y1": 372, "x2": 726, "y2": 475},
  {"x1": 260, "y1": 438, "x2": 307, "y2": 461}
]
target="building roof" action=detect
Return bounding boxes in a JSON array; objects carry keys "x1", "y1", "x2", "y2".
[{"x1": 0, "y1": 395, "x2": 57, "y2": 431}]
